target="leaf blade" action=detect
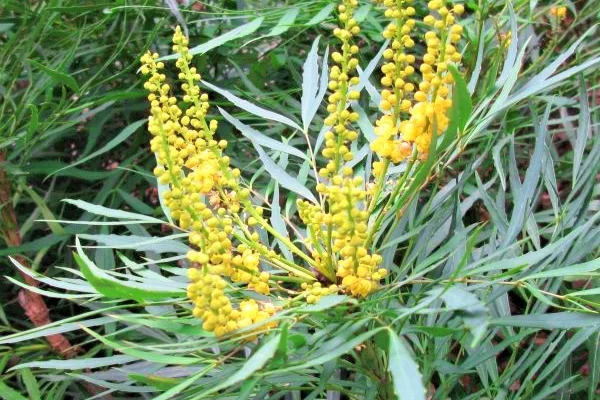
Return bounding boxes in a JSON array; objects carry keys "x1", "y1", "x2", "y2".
[{"x1": 388, "y1": 330, "x2": 426, "y2": 400}]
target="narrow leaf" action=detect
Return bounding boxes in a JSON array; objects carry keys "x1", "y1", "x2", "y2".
[
  {"x1": 306, "y1": 4, "x2": 335, "y2": 26},
  {"x1": 267, "y1": 8, "x2": 299, "y2": 36},
  {"x1": 64, "y1": 199, "x2": 165, "y2": 224},
  {"x1": 202, "y1": 80, "x2": 302, "y2": 130},
  {"x1": 388, "y1": 330, "x2": 426, "y2": 400},
  {"x1": 219, "y1": 107, "x2": 307, "y2": 159},
  {"x1": 50, "y1": 119, "x2": 146, "y2": 177},
  {"x1": 83, "y1": 327, "x2": 202, "y2": 365},
  {"x1": 75, "y1": 238, "x2": 183, "y2": 302},
  {"x1": 160, "y1": 18, "x2": 264, "y2": 61},
  {"x1": 29, "y1": 59, "x2": 79, "y2": 92},
  {"x1": 195, "y1": 333, "x2": 281, "y2": 398},
  {"x1": 491, "y1": 312, "x2": 600, "y2": 329},
  {"x1": 254, "y1": 144, "x2": 318, "y2": 203},
  {"x1": 11, "y1": 355, "x2": 136, "y2": 371},
  {"x1": 301, "y1": 37, "x2": 321, "y2": 132}
]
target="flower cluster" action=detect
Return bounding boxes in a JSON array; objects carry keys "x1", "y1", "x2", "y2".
[
  {"x1": 370, "y1": 0, "x2": 417, "y2": 167},
  {"x1": 298, "y1": 0, "x2": 387, "y2": 298},
  {"x1": 499, "y1": 30, "x2": 512, "y2": 49},
  {"x1": 321, "y1": 0, "x2": 361, "y2": 178},
  {"x1": 402, "y1": 0, "x2": 463, "y2": 155},
  {"x1": 301, "y1": 282, "x2": 339, "y2": 304},
  {"x1": 371, "y1": 0, "x2": 464, "y2": 178},
  {"x1": 550, "y1": 6, "x2": 567, "y2": 20},
  {"x1": 140, "y1": 0, "x2": 465, "y2": 338},
  {"x1": 141, "y1": 27, "x2": 275, "y2": 337}
]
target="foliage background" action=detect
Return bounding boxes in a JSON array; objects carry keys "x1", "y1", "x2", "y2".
[{"x1": 0, "y1": 0, "x2": 599, "y2": 399}]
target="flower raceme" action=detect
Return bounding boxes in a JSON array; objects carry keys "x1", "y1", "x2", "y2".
[
  {"x1": 140, "y1": 0, "x2": 464, "y2": 337},
  {"x1": 371, "y1": 0, "x2": 464, "y2": 175},
  {"x1": 140, "y1": 30, "x2": 276, "y2": 337},
  {"x1": 549, "y1": 6, "x2": 567, "y2": 20}
]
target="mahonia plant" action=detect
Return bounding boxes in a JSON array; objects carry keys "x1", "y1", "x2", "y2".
[{"x1": 140, "y1": 0, "x2": 464, "y2": 338}]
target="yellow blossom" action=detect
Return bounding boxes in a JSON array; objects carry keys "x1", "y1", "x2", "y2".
[
  {"x1": 298, "y1": 0, "x2": 386, "y2": 298},
  {"x1": 139, "y1": 0, "x2": 467, "y2": 336},
  {"x1": 550, "y1": 6, "x2": 567, "y2": 19},
  {"x1": 141, "y1": 26, "x2": 275, "y2": 337},
  {"x1": 321, "y1": 0, "x2": 361, "y2": 178}
]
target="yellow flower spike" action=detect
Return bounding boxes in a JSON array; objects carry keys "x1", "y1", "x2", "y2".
[
  {"x1": 369, "y1": 0, "x2": 420, "y2": 184},
  {"x1": 322, "y1": 0, "x2": 362, "y2": 178},
  {"x1": 399, "y1": 0, "x2": 464, "y2": 155},
  {"x1": 141, "y1": 28, "x2": 284, "y2": 338},
  {"x1": 550, "y1": 6, "x2": 567, "y2": 20},
  {"x1": 299, "y1": 0, "x2": 385, "y2": 297}
]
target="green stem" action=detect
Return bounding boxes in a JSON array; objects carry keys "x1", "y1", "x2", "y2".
[
  {"x1": 365, "y1": 155, "x2": 416, "y2": 249},
  {"x1": 368, "y1": 158, "x2": 390, "y2": 213}
]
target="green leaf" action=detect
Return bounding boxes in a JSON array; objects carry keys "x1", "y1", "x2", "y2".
[
  {"x1": 568, "y1": 287, "x2": 600, "y2": 297},
  {"x1": 270, "y1": 183, "x2": 294, "y2": 262},
  {"x1": 589, "y1": 332, "x2": 600, "y2": 399},
  {"x1": 573, "y1": 75, "x2": 590, "y2": 185},
  {"x1": 151, "y1": 365, "x2": 216, "y2": 400},
  {"x1": 276, "y1": 327, "x2": 386, "y2": 373},
  {"x1": 353, "y1": 4, "x2": 372, "y2": 22},
  {"x1": 448, "y1": 64, "x2": 472, "y2": 131},
  {"x1": 0, "y1": 381, "x2": 29, "y2": 400},
  {"x1": 253, "y1": 144, "x2": 318, "y2": 204},
  {"x1": 11, "y1": 257, "x2": 96, "y2": 293},
  {"x1": 469, "y1": 212, "x2": 599, "y2": 275},
  {"x1": 24, "y1": 160, "x2": 116, "y2": 181},
  {"x1": 202, "y1": 80, "x2": 302, "y2": 131},
  {"x1": 155, "y1": 154, "x2": 174, "y2": 224},
  {"x1": 5, "y1": 276, "x2": 95, "y2": 299},
  {"x1": 506, "y1": 28, "x2": 599, "y2": 108},
  {"x1": 301, "y1": 36, "x2": 329, "y2": 132},
  {"x1": 353, "y1": 103, "x2": 376, "y2": 143},
  {"x1": 267, "y1": 8, "x2": 299, "y2": 36},
  {"x1": 82, "y1": 327, "x2": 202, "y2": 365},
  {"x1": 356, "y1": 39, "x2": 390, "y2": 94},
  {"x1": 75, "y1": 238, "x2": 183, "y2": 302},
  {"x1": 128, "y1": 373, "x2": 179, "y2": 390},
  {"x1": 11, "y1": 355, "x2": 136, "y2": 371},
  {"x1": 195, "y1": 333, "x2": 281, "y2": 399},
  {"x1": 117, "y1": 189, "x2": 155, "y2": 215},
  {"x1": 160, "y1": 18, "x2": 264, "y2": 61},
  {"x1": 0, "y1": 316, "x2": 114, "y2": 345},
  {"x1": 297, "y1": 295, "x2": 357, "y2": 312},
  {"x1": 438, "y1": 65, "x2": 471, "y2": 153},
  {"x1": 491, "y1": 312, "x2": 600, "y2": 329},
  {"x1": 64, "y1": 199, "x2": 165, "y2": 224},
  {"x1": 495, "y1": 1, "x2": 518, "y2": 89},
  {"x1": 524, "y1": 259, "x2": 600, "y2": 280},
  {"x1": 19, "y1": 368, "x2": 41, "y2": 400},
  {"x1": 388, "y1": 330, "x2": 426, "y2": 400},
  {"x1": 535, "y1": 326, "x2": 597, "y2": 384},
  {"x1": 49, "y1": 119, "x2": 146, "y2": 177},
  {"x1": 79, "y1": 233, "x2": 189, "y2": 254},
  {"x1": 431, "y1": 285, "x2": 489, "y2": 346},
  {"x1": 106, "y1": 313, "x2": 207, "y2": 336},
  {"x1": 219, "y1": 107, "x2": 307, "y2": 160},
  {"x1": 502, "y1": 107, "x2": 547, "y2": 247},
  {"x1": 29, "y1": 59, "x2": 79, "y2": 92},
  {"x1": 306, "y1": 4, "x2": 335, "y2": 25},
  {"x1": 26, "y1": 104, "x2": 39, "y2": 142},
  {"x1": 20, "y1": 186, "x2": 66, "y2": 235},
  {"x1": 0, "y1": 234, "x2": 64, "y2": 257}
]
